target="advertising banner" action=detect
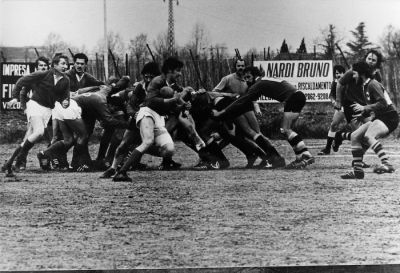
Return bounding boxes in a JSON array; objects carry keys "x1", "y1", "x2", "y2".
[{"x1": 253, "y1": 60, "x2": 333, "y2": 103}]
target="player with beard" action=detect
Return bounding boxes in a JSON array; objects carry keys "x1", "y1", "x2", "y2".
[
  {"x1": 341, "y1": 62, "x2": 398, "y2": 179},
  {"x1": 3, "y1": 54, "x2": 70, "y2": 177},
  {"x1": 332, "y1": 49, "x2": 384, "y2": 153}
]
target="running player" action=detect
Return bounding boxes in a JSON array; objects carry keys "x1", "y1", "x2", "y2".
[{"x1": 3, "y1": 54, "x2": 70, "y2": 177}]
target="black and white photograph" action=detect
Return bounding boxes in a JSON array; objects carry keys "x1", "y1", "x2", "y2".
[{"x1": 1, "y1": 0, "x2": 400, "y2": 271}]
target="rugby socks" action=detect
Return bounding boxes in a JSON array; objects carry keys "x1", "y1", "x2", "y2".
[
  {"x1": 119, "y1": 149, "x2": 143, "y2": 172},
  {"x1": 325, "y1": 130, "x2": 336, "y2": 151},
  {"x1": 351, "y1": 145, "x2": 365, "y2": 178},
  {"x1": 5, "y1": 146, "x2": 22, "y2": 167},
  {"x1": 254, "y1": 134, "x2": 281, "y2": 158},
  {"x1": 15, "y1": 140, "x2": 34, "y2": 164},
  {"x1": 340, "y1": 131, "x2": 351, "y2": 141},
  {"x1": 287, "y1": 132, "x2": 311, "y2": 159},
  {"x1": 371, "y1": 140, "x2": 390, "y2": 165}
]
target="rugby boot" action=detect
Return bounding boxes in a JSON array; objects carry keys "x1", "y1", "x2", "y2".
[
  {"x1": 245, "y1": 154, "x2": 258, "y2": 169},
  {"x1": 341, "y1": 170, "x2": 364, "y2": 179},
  {"x1": 158, "y1": 159, "x2": 182, "y2": 170},
  {"x1": 76, "y1": 164, "x2": 91, "y2": 172},
  {"x1": 193, "y1": 160, "x2": 211, "y2": 170},
  {"x1": 373, "y1": 164, "x2": 395, "y2": 174},
  {"x1": 5, "y1": 163, "x2": 15, "y2": 178},
  {"x1": 99, "y1": 167, "x2": 116, "y2": 178},
  {"x1": 37, "y1": 151, "x2": 51, "y2": 171},
  {"x1": 317, "y1": 148, "x2": 330, "y2": 155},
  {"x1": 269, "y1": 156, "x2": 286, "y2": 169},
  {"x1": 113, "y1": 171, "x2": 132, "y2": 182},
  {"x1": 286, "y1": 154, "x2": 315, "y2": 169}
]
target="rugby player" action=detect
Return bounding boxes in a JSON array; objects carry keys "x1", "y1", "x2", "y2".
[
  {"x1": 112, "y1": 57, "x2": 189, "y2": 182},
  {"x1": 1, "y1": 56, "x2": 50, "y2": 172},
  {"x1": 341, "y1": 62, "x2": 398, "y2": 179},
  {"x1": 318, "y1": 64, "x2": 346, "y2": 155},
  {"x1": 3, "y1": 54, "x2": 70, "y2": 177}
]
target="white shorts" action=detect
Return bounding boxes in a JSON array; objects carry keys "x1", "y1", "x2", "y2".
[
  {"x1": 26, "y1": 100, "x2": 52, "y2": 127},
  {"x1": 136, "y1": 107, "x2": 173, "y2": 147},
  {"x1": 136, "y1": 107, "x2": 165, "y2": 129},
  {"x1": 52, "y1": 99, "x2": 82, "y2": 121}
]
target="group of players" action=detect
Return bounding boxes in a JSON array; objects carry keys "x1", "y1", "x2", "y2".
[{"x1": 2, "y1": 48, "x2": 398, "y2": 181}]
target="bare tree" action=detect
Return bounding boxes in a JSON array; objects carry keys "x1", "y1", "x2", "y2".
[
  {"x1": 42, "y1": 32, "x2": 70, "y2": 58},
  {"x1": 185, "y1": 21, "x2": 211, "y2": 57},
  {"x1": 152, "y1": 30, "x2": 169, "y2": 60},
  {"x1": 95, "y1": 31, "x2": 126, "y2": 59}
]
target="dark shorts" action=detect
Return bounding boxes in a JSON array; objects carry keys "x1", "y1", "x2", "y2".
[
  {"x1": 374, "y1": 110, "x2": 399, "y2": 134},
  {"x1": 284, "y1": 91, "x2": 306, "y2": 113},
  {"x1": 343, "y1": 105, "x2": 354, "y2": 123}
]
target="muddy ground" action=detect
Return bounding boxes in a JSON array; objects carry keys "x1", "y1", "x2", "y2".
[{"x1": 1, "y1": 139, "x2": 400, "y2": 270}]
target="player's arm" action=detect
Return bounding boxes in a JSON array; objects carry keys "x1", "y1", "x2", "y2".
[{"x1": 85, "y1": 73, "x2": 105, "y2": 87}]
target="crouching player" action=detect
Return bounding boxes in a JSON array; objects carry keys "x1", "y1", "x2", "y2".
[{"x1": 212, "y1": 66, "x2": 314, "y2": 169}]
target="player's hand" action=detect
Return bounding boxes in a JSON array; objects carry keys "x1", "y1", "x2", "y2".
[
  {"x1": 333, "y1": 101, "x2": 342, "y2": 110},
  {"x1": 197, "y1": 88, "x2": 207, "y2": 94},
  {"x1": 255, "y1": 110, "x2": 262, "y2": 117},
  {"x1": 211, "y1": 109, "x2": 221, "y2": 117},
  {"x1": 6, "y1": 98, "x2": 18, "y2": 108},
  {"x1": 351, "y1": 103, "x2": 365, "y2": 113}
]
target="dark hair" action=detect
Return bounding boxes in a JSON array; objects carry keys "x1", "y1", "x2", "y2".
[
  {"x1": 161, "y1": 57, "x2": 183, "y2": 74},
  {"x1": 243, "y1": 66, "x2": 262, "y2": 78},
  {"x1": 333, "y1": 64, "x2": 345, "y2": 74},
  {"x1": 35, "y1": 56, "x2": 50, "y2": 68},
  {"x1": 364, "y1": 49, "x2": 383, "y2": 68},
  {"x1": 352, "y1": 61, "x2": 372, "y2": 78},
  {"x1": 141, "y1": 62, "x2": 161, "y2": 76},
  {"x1": 106, "y1": 75, "x2": 119, "y2": 85},
  {"x1": 73, "y1": 53, "x2": 88, "y2": 64},
  {"x1": 233, "y1": 58, "x2": 245, "y2": 72},
  {"x1": 52, "y1": 54, "x2": 69, "y2": 66}
]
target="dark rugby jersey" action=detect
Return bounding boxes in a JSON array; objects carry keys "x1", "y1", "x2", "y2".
[
  {"x1": 249, "y1": 78, "x2": 296, "y2": 102},
  {"x1": 363, "y1": 79, "x2": 396, "y2": 116},
  {"x1": 73, "y1": 90, "x2": 128, "y2": 129},
  {"x1": 12, "y1": 68, "x2": 70, "y2": 109},
  {"x1": 338, "y1": 69, "x2": 382, "y2": 106},
  {"x1": 66, "y1": 67, "x2": 104, "y2": 92},
  {"x1": 143, "y1": 75, "x2": 181, "y2": 116},
  {"x1": 218, "y1": 77, "x2": 297, "y2": 119}
]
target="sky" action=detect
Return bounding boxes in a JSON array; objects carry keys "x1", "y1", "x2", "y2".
[{"x1": 1, "y1": 0, "x2": 400, "y2": 55}]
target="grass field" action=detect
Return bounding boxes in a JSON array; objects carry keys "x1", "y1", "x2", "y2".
[{"x1": 1, "y1": 139, "x2": 400, "y2": 270}]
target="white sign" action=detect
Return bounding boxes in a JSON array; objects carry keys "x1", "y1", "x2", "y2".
[{"x1": 253, "y1": 60, "x2": 333, "y2": 102}]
